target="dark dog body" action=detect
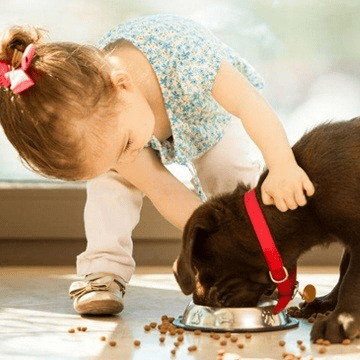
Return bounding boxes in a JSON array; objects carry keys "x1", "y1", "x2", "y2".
[{"x1": 173, "y1": 117, "x2": 360, "y2": 343}]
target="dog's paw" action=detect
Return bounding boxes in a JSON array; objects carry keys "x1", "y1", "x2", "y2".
[
  {"x1": 311, "y1": 312, "x2": 360, "y2": 343},
  {"x1": 298, "y1": 294, "x2": 337, "y2": 318}
]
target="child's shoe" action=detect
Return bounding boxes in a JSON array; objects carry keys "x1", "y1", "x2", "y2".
[{"x1": 69, "y1": 272, "x2": 126, "y2": 315}]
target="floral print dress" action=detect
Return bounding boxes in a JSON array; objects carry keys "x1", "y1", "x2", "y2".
[{"x1": 99, "y1": 14, "x2": 264, "y2": 201}]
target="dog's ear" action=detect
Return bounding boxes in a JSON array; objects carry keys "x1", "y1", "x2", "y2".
[{"x1": 173, "y1": 204, "x2": 222, "y2": 295}]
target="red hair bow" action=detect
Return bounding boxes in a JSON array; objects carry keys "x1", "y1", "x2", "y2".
[{"x1": 0, "y1": 44, "x2": 35, "y2": 94}]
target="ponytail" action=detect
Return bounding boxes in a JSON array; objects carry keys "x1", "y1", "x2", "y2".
[{"x1": 0, "y1": 26, "x2": 116, "y2": 180}]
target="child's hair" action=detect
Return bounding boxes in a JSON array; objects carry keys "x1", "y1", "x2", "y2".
[{"x1": 0, "y1": 26, "x2": 117, "y2": 180}]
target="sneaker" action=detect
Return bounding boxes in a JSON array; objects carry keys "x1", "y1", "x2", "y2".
[{"x1": 69, "y1": 272, "x2": 126, "y2": 315}]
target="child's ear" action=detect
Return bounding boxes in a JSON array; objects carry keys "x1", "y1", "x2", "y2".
[{"x1": 110, "y1": 71, "x2": 132, "y2": 91}]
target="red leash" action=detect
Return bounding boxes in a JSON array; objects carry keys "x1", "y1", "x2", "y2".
[{"x1": 244, "y1": 189, "x2": 297, "y2": 314}]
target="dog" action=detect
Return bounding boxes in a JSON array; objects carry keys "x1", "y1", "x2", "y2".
[{"x1": 173, "y1": 117, "x2": 360, "y2": 343}]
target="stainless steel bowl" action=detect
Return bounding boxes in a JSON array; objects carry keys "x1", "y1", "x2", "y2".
[{"x1": 173, "y1": 300, "x2": 298, "y2": 333}]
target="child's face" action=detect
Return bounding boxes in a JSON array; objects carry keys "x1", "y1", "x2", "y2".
[{"x1": 83, "y1": 88, "x2": 155, "y2": 179}]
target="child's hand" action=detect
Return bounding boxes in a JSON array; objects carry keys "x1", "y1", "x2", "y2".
[{"x1": 261, "y1": 164, "x2": 315, "y2": 212}]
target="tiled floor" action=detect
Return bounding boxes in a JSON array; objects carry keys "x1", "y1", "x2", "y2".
[{"x1": 0, "y1": 266, "x2": 359, "y2": 360}]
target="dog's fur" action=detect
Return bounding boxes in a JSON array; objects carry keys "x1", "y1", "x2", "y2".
[{"x1": 173, "y1": 117, "x2": 360, "y2": 343}]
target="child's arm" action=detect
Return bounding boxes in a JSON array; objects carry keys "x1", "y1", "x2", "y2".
[
  {"x1": 113, "y1": 147, "x2": 203, "y2": 230},
  {"x1": 211, "y1": 60, "x2": 315, "y2": 212}
]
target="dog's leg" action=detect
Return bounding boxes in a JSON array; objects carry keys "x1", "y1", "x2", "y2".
[
  {"x1": 310, "y1": 247, "x2": 360, "y2": 343},
  {"x1": 296, "y1": 249, "x2": 350, "y2": 318}
]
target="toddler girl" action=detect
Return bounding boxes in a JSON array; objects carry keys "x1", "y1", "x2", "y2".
[{"x1": 0, "y1": 15, "x2": 314, "y2": 315}]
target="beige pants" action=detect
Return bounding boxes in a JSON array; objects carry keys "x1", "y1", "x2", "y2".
[{"x1": 77, "y1": 118, "x2": 264, "y2": 282}]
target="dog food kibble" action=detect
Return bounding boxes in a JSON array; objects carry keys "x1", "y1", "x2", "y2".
[
  {"x1": 299, "y1": 345, "x2": 306, "y2": 351},
  {"x1": 68, "y1": 328, "x2": 75, "y2": 333},
  {"x1": 245, "y1": 332, "x2": 252, "y2": 339},
  {"x1": 81, "y1": 327, "x2": 87, "y2": 332},
  {"x1": 315, "y1": 338, "x2": 324, "y2": 345},
  {"x1": 161, "y1": 315, "x2": 168, "y2": 321},
  {"x1": 218, "y1": 349, "x2": 226, "y2": 356},
  {"x1": 296, "y1": 340, "x2": 303, "y2": 345},
  {"x1": 177, "y1": 328, "x2": 184, "y2": 334},
  {"x1": 237, "y1": 343, "x2": 244, "y2": 349},
  {"x1": 177, "y1": 335, "x2": 184, "y2": 342},
  {"x1": 220, "y1": 340, "x2": 227, "y2": 346},
  {"x1": 302, "y1": 284, "x2": 316, "y2": 302},
  {"x1": 279, "y1": 340, "x2": 286, "y2": 346},
  {"x1": 283, "y1": 355, "x2": 295, "y2": 360},
  {"x1": 343, "y1": 339, "x2": 352, "y2": 345},
  {"x1": 230, "y1": 335, "x2": 238, "y2": 342},
  {"x1": 170, "y1": 348, "x2": 177, "y2": 355},
  {"x1": 213, "y1": 333, "x2": 220, "y2": 340},
  {"x1": 150, "y1": 322, "x2": 157, "y2": 328},
  {"x1": 188, "y1": 345, "x2": 197, "y2": 352},
  {"x1": 318, "y1": 346, "x2": 327, "y2": 354},
  {"x1": 159, "y1": 336, "x2": 166, "y2": 343},
  {"x1": 100, "y1": 336, "x2": 106, "y2": 341},
  {"x1": 109, "y1": 341, "x2": 117, "y2": 347},
  {"x1": 144, "y1": 324, "x2": 151, "y2": 331},
  {"x1": 224, "y1": 332, "x2": 231, "y2": 338},
  {"x1": 174, "y1": 341, "x2": 180, "y2": 347},
  {"x1": 323, "y1": 340, "x2": 331, "y2": 346},
  {"x1": 134, "y1": 340, "x2": 141, "y2": 346},
  {"x1": 194, "y1": 329, "x2": 202, "y2": 335}
]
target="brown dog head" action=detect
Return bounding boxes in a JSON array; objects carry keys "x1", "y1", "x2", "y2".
[{"x1": 173, "y1": 184, "x2": 276, "y2": 308}]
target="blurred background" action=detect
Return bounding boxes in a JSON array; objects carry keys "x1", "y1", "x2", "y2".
[{"x1": 0, "y1": 0, "x2": 358, "y2": 265}]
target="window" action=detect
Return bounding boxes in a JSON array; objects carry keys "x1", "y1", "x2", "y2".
[{"x1": 1, "y1": 0, "x2": 359, "y2": 240}]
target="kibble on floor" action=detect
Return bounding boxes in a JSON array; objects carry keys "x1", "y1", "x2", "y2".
[
  {"x1": 3, "y1": 266, "x2": 360, "y2": 359},
  {"x1": 62, "y1": 309, "x2": 360, "y2": 360}
]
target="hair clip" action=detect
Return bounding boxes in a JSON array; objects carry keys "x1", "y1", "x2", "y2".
[
  {"x1": 0, "y1": 61, "x2": 11, "y2": 88},
  {"x1": 1, "y1": 44, "x2": 36, "y2": 94},
  {"x1": 21, "y1": 44, "x2": 36, "y2": 71}
]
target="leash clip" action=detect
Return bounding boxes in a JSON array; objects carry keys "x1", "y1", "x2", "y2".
[
  {"x1": 269, "y1": 266, "x2": 289, "y2": 284},
  {"x1": 292, "y1": 281, "x2": 299, "y2": 300}
]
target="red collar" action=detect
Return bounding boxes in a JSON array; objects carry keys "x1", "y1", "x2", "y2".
[{"x1": 244, "y1": 189, "x2": 297, "y2": 314}]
